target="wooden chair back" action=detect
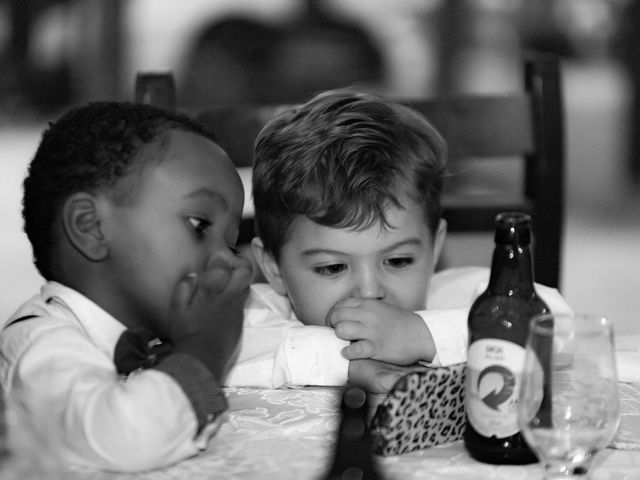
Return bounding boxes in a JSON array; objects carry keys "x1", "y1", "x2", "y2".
[{"x1": 135, "y1": 52, "x2": 564, "y2": 288}]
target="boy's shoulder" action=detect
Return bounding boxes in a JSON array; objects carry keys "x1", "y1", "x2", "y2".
[
  {"x1": 427, "y1": 266, "x2": 490, "y2": 310},
  {"x1": 431, "y1": 266, "x2": 490, "y2": 286},
  {"x1": 3, "y1": 283, "x2": 60, "y2": 330},
  {"x1": 246, "y1": 283, "x2": 298, "y2": 324},
  {"x1": 1, "y1": 283, "x2": 74, "y2": 374},
  {"x1": 5, "y1": 282, "x2": 89, "y2": 323},
  {"x1": 428, "y1": 266, "x2": 569, "y2": 314},
  {"x1": 1, "y1": 282, "x2": 125, "y2": 362}
]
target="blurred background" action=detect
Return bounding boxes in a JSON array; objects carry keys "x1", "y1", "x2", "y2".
[{"x1": 1, "y1": 0, "x2": 639, "y2": 333}]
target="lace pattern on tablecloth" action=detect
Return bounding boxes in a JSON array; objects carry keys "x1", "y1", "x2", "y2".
[{"x1": 59, "y1": 385, "x2": 640, "y2": 480}]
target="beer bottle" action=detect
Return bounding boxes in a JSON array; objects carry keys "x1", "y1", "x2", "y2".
[
  {"x1": 464, "y1": 212, "x2": 549, "y2": 464},
  {"x1": 323, "y1": 385, "x2": 384, "y2": 480}
]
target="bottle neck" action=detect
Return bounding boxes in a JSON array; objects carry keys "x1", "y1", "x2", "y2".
[{"x1": 487, "y1": 243, "x2": 535, "y2": 296}]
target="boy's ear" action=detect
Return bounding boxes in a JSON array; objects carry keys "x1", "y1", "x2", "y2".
[
  {"x1": 433, "y1": 218, "x2": 447, "y2": 266},
  {"x1": 251, "y1": 237, "x2": 287, "y2": 295},
  {"x1": 62, "y1": 192, "x2": 109, "y2": 262}
]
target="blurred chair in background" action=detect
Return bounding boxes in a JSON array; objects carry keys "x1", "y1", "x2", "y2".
[
  {"x1": 178, "y1": 17, "x2": 283, "y2": 107},
  {"x1": 136, "y1": 51, "x2": 564, "y2": 289},
  {"x1": 177, "y1": 0, "x2": 384, "y2": 107},
  {"x1": 613, "y1": 0, "x2": 640, "y2": 184},
  {"x1": 264, "y1": 0, "x2": 384, "y2": 103}
]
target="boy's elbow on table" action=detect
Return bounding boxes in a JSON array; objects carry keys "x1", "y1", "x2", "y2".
[{"x1": 63, "y1": 371, "x2": 203, "y2": 472}]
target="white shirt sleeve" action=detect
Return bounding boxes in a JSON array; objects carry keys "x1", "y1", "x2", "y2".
[
  {"x1": 5, "y1": 322, "x2": 201, "y2": 472},
  {"x1": 416, "y1": 306, "x2": 471, "y2": 367},
  {"x1": 226, "y1": 285, "x2": 349, "y2": 388},
  {"x1": 227, "y1": 320, "x2": 350, "y2": 388},
  {"x1": 276, "y1": 326, "x2": 350, "y2": 387},
  {"x1": 416, "y1": 267, "x2": 573, "y2": 367}
]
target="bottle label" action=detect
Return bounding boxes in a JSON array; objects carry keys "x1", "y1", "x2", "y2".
[{"x1": 465, "y1": 339, "x2": 525, "y2": 438}]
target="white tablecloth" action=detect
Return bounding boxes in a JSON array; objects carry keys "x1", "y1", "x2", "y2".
[{"x1": 22, "y1": 384, "x2": 632, "y2": 480}]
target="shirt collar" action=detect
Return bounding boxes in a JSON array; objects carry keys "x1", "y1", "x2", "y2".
[
  {"x1": 41, "y1": 282, "x2": 127, "y2": 360},
  {"x1": 249, "y1": 283, "x2": 299, "y2": 321}
]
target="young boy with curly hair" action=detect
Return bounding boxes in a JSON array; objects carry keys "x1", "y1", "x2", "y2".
[
  {"x1": 227, "y1": 88, "x2": 570, "y2": 391},
  {"x1": 0, "y1": 102, "x2": 253, "y2": 471}
]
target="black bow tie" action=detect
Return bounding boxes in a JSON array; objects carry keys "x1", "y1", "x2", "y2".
[{"x1": 113, "y1": 330, "x2": 172, "y2": 375}]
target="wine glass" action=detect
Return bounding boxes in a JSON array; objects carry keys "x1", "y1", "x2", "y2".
[{"x1": 518, "y1": 313, "x2": 620, "y2": 479}]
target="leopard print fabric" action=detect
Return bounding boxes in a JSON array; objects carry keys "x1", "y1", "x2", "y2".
[{"x1": 369, "y1": 364, "x2": 466, "y2": 456}]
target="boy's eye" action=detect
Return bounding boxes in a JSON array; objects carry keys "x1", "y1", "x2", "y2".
[
  {"x1": 314, "y1": 263, "x2": 347, "y2": 276},
  {"x1": 386, "y1": 257, "x2": 414, "y2": 269},
  {"x1": 187, "y1": 217, "x2": 211, "y2": 238}
]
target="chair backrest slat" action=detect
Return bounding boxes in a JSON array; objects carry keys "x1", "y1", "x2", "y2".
[
  {"x1": 405, "y1": 95, "x2": 534, "y2": 157},
  {"x1": 134, "y1": 52, "x2": 564, "y2": 289}
]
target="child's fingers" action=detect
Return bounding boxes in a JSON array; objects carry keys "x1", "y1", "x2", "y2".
[
  {"x1": 171, "y1": 273, "x2": 198, "y2": 308},
  {"x1": 341, "y1": 339, "x2": 375, "y2": 360},
  {"x1": 408, "y1": 364, "x2": 429, "y2": 374},
  {"x1": 326, "y1": 305, "x2": 364, "y2": 328},
  {"x1": 376, "y1": 364, "x2": 428, "y2": 392},
  {"x1": 325, "y1": 298, "x2": 366, "y2": 327},
  {"x1": 167, "y1": 273, "x2": 200, "y2": 340},
  {"x1": 331, "y1": 297, "x2": 364, "y2": 310},
  {"x1": 199, "y1": 265, "x2": 231, "y2": 296},
  {"x1": 200, "y1": 255, "x2": 253, "y2": 296},
  {"x1": 376, "y1": 369, "x2": 404, "y2": 392},
  {"x1": 225, "y1": 256, "x2": 253, "y2": 291},
  {"x1": 334, "y1": 320, "x2": 365, "y2": 341}
]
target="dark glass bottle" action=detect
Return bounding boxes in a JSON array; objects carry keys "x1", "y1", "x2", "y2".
[
  {"x1": 463, "y1": 212, "x2": 549, "y2": 464},
  {"x1": 323, "y1": 385, "x2": 384, "y2": 480}
]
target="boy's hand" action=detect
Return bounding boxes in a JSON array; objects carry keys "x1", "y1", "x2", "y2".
[
  {"x1": 327, "y1": 298, "x2": 434, "y2": 365},
  {"x1": 168, "y1": 252, "x2": 253, "y2": 381},
  {"x1": 347, "y1": 359, "x2": 427, "y2": 394}
]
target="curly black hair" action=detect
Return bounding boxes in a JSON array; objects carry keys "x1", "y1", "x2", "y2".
[{"x1": 22, "y1": 101, "x2": 216, "y2": 279}]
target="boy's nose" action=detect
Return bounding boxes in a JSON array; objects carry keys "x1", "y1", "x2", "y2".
[{"x1": 352, "y1": 269, "x2": 385, "y2": 300}]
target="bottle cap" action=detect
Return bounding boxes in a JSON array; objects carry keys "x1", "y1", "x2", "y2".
[{"x1": 494, "y1": 211, "x2": 531, "y2": 245}]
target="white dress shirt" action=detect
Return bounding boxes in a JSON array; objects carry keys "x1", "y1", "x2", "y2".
[
  {"x1": 227, "y1": 266, "x2": 572, "y2": 388},
  {"x1": 0, "y1": 282, "x2": 222, "y2": 472}
]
